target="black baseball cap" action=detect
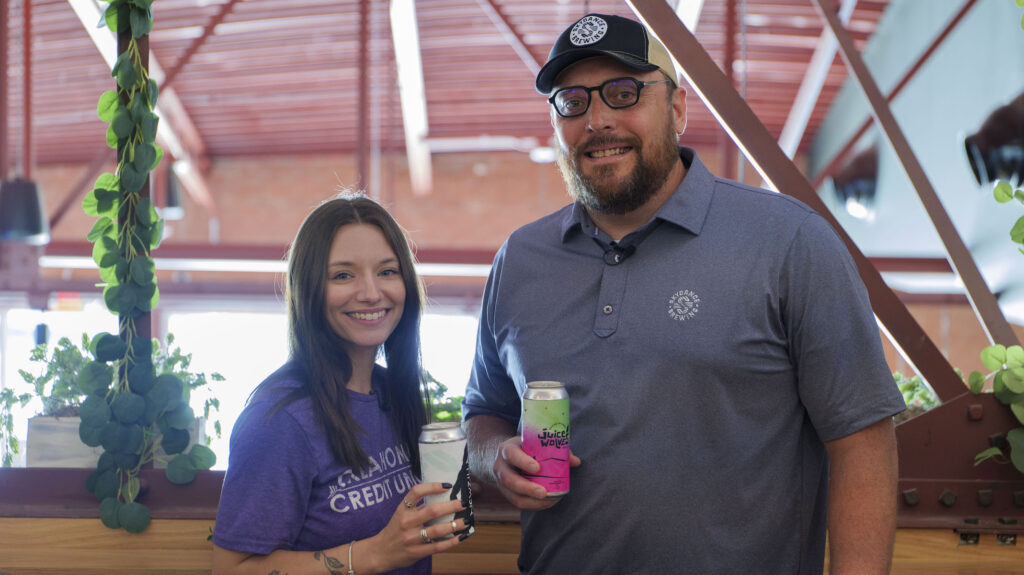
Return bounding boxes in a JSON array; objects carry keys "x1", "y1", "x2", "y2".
[{"x1": 535, "y1": 13, "x2": 677, "y2": 94}]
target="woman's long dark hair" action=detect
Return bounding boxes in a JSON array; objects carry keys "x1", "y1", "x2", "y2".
[{"x1": 267, "y1": 194, "x2": 427, "y2": 476}]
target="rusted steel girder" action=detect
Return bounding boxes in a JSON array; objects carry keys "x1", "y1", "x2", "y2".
[
  {"x1": 812, "y1": 0, "x2": 1019, "y2": 349},
  {"x1": 625, "y1": 0, "x2": 966, "y2": 402}
]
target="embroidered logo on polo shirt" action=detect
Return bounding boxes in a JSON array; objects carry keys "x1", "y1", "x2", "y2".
[
  {"x1": 668, "y1": 289, "x2": 701, "y2": 321},
  {"x1": 570, "y1": 16, "x2": 608, "y2": 46}
]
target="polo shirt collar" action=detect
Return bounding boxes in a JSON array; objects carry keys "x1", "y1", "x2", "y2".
[{"x1": 559, "y1": 147, "x2": 715, "y2": 242}]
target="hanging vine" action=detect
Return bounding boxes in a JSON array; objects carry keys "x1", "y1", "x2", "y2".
[{"x1": 79, "y1": 0, "x2": 214, "y2": 534}]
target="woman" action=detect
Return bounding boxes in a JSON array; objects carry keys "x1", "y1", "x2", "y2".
[{"x1": 213, "y1": 195, "x2": 470, "y2": 575}]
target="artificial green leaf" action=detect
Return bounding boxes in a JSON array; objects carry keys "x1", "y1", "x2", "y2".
[
  {"x1": 1008, "y1": 346, "x2": 1024, "y2": 369},
  {"x1": 95, "y1": 188, "x2": 120, "y2": 218},
  {"x1": 100, "y1": 422, "x2": 144, "y2": 453},
  {"x1": 135, "y1": 196, "x2": 155, "y2": 228},
  {"x1": 106, "y1": 124, "x2": 119, "y2": 148},
  {"x1": 128, "y1": 362, "x2": 155, "y2": 395},
  {"x1": 146, "y1": 78, "x2": 159, "y2": 108},
  {"x1": 86, "y1": 217, "x2": 115, "y2": 243},
  {"x1": 145, "y1": 284, "x2": 161, "y2": 312},
  {"x1": 97, "y1": 452, "x2": 116, "y2": 473},
  {"x1": 120, "y1": 162, "x2": 147, "y2": 194},
  {"x1": 994, "y1": 180, "x2": 1014, "y2": 203},
  {"x1": 981, "y1": 344, "x2": 1007, "y2": 371},
  {"x1": 1017, "y1": 0, "x2": 1024, "y2": 8},
  {"x1": 129, "y1": 6, "x2": 152, "y2": 38},
  {"x1": 1011, "y1": 401, "x2": 1024, "y2": 426},
  {"x1": 94, "y1": 333, "x2": 128, "y2": 362},
  {"x1": 95, "y1": 172, "x2": 119, "y2": 192},
  {"x1": 79, "y1": 419, "x2": 105, "y2": 447},
  {"x1": 165, "y1": 404, "x2": 195, "y2": 430},
  {"x1": 166, "y1": 454, "x2": 198, "y2": 485},
  {"x1": 124, "y1": 475, "x2": 140, "y2": 502},
  {"x1": 130, "y1": 228, "x2": 150, "y2": 254},
  {"x1": 133, "y1": 144, "x2": 157, "y2": 176},
  {"x1": 104, "y1": 3, "x2": 120, "y2": 33},
  {"x1": 189, "y1": 444, "x2": 216, "y2": 470},
  {"x1": 1011, "y1": 216, "x2": 1024, "y2": 245},
  {"x1": 967, "y1": 370, "x2": 986, "y2": 394},
  {"x1": 1005, "y1": 368, "x2": 1024, "y2": 394},
  {"x1": 974, "y1": 446, "x2": 1004, "y2": 466},
  {"x1": 161, "y1": 427, "x2": 190, "y2": 455},
  {"x1": 150, "y1": 219, "x2": 165, "y2": 250},
  {"x1": 80, "y1": 394, "x2": 112, "y2": 427},
  {"x1": 130, "y1": 93, "x2": 149, "y2": 122},
  {"x1": 92, "y1": 469, "x2": 120, "y2": 501},
  {"x1": 93, "y1": 235, "x2": 119, "y2": 268},
  {"x1": 151, "y1": 143, "x2": 164, "y2": 171},
  {"x1": 1009, "y1": 428, "x2": 1024, "y2": 474},
  {"x1": 135, "y1": 0, "x2": 154, "y2": 8},
  {"x1": 147, "y1": 374, "x2": 182, "y2": 412},
  {"x1": 117, "y1": 56, "x2": 138, "y2": 91},
  {"x1": 118, "y1": 502, "x2": 151, "y2": 533},
  {"x1": 130, "y1": 256, "x2": 156, "y2": 287},
  {"x1": 97, "y1": 90, "x2": 120, "y2": 122},
  {"x1": 134, "y1": 281, "x2": 157, "y2": 313},
  {"x1": 140, "y1": 112, "x2": 159, "y2": 144},
  {"x1": 114, "y1": 451, "x2": 139, "y2": 472},
  {"x1": 99, "y1": 498, "x2": 122, "y2": 529},
  {"x1": 78, "y1": 361, "x2": 114, "y2": 395},
  {"x1": 83, "y1": 190, "x2": 100, "y2": 217},
  {"x1": 111, "y1": 392, "x2": 146, "y2": 424},
  {"x1": 111, "y1": 105, "x2": 134, "y2": 139},
  {"x1": 103, "y1": 284, "x2": 130, "y2": 315}
]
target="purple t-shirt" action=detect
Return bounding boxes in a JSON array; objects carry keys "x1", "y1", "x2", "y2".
[{"x1": 213, "y1": 367, "x2": 429, "y2": 575}]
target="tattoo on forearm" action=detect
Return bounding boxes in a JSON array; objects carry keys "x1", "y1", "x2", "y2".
[{"x1": 313, "y1": 551, "x2": 347, "y2": 575}]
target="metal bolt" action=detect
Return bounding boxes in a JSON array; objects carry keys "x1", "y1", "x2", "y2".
[
  {"x1": 997, "y1": 534, "x2": 1018, "y2": 546},
  {"x1": 959, "y1": 532, "x2": 980, "y2": 546},
  {"x1": 902, "y1": 488, "x2": 920, "y2": 506},
  {"x1": 990, "y1": 433, "x2": 1008, "y2": 449},
  {"x1": 978, "y1": 489, "x2": 994, "y2": 507},
  {"x1": 968, "y1": 404, "x2": 984, "y2": 421},
  {"x1": 939, "y1": 488, "x2": 958, "y2": 507}
]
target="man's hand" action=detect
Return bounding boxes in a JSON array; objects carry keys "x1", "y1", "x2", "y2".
[{"x1": 466, "y1": 415, "x2": 581, "y2": 510}]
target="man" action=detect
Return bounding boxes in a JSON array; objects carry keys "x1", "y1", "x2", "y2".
[{"x1": 463, "y1": 13, "x2": 905, "y2": 574}]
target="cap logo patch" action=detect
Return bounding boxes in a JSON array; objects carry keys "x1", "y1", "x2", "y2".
[{"x1": 569, "y1": 16, "x2": 608, "y2": 46}]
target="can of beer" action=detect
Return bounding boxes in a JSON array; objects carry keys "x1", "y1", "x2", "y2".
[
  {"x1": 418, "y1": 422, "x2": 474, "y2": 538},
  {"x1": 521, "y1": 381, "x2": 570, "y2": 498}
]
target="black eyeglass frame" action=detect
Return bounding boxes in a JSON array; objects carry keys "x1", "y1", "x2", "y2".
[{"x1": 547, "y1": 77, "x2": 672, "y2": 118}]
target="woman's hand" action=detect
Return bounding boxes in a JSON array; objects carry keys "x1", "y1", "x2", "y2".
[{"x1": 358, "y1": 481, "x2": 471, "y2": 574}]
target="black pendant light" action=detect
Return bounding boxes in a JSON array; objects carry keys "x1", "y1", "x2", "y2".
[
  {"x1": 0, "y1": 176, "x2": 48, "y2": 244},
  {"x1": 0, "y1": 0, "x2": 49, "y2": 246}
]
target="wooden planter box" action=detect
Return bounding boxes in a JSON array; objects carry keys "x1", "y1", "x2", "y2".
[{"x1": 26, "y1": 416, "x2": 206, "y2": 468}]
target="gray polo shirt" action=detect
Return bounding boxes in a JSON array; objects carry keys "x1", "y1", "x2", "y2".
[{"x1": 463, "y1": 148, "x2": 905, "y2": 574}]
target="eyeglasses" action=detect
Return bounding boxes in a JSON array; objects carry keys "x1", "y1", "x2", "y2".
[{"x1": 548, "y1": 77, "x2": 671, "y2": 118}]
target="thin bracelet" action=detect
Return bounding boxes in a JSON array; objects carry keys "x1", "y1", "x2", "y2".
[{"x1": 347, "y1": 540, "x2": 355, "y2": 575}]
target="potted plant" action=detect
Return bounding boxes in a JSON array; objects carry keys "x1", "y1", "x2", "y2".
[{"x1": 10, "y1": 333, "x2": 223, "y2": 468}]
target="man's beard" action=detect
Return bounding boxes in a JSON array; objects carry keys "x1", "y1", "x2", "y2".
[{"x1": 556, "y1": 120, "x2": 679, "y2": 215}]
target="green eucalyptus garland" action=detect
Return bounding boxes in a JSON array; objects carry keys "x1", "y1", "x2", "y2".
[{"x1": 79, "y1": 0, "x2": 214, "y2": 534}]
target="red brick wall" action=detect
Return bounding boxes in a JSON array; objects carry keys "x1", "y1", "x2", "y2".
[{"x1": 30, "y1": 151, "x2": 1022, "y2": 381}]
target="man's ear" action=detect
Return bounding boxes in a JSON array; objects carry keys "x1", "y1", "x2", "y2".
[{"x1": 672, "y1": 85, "x2": 687, "y2": 135}]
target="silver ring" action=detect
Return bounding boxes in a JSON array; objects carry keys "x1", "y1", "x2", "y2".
[
  {"x1": 402, "y1": 499, "x2": 413, "y2": 509},
  {"x1": 451, "y1": 520, "x2": 458, "y2": 534},
  {"x1": 420, "y1": 527, "x2": 431, "y2": 544}
]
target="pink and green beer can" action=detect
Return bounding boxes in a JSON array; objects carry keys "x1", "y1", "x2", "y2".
[{"x1": 521, "y1": 381, "x2": 570, "y2": 498}]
